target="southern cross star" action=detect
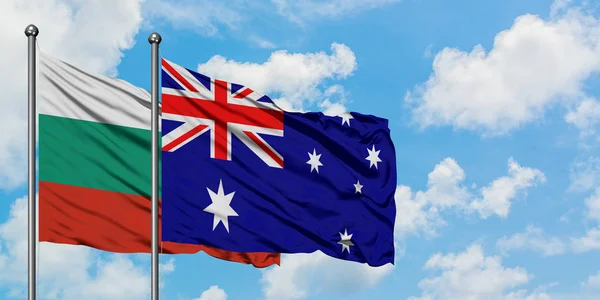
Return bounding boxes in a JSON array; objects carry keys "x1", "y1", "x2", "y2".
[
  {"x1": 338, "y1": 229, "x2": 354, "y2": 253},
  {"x1": 339, "y1": 112, "x2": 353, "y2": 126},
  {"x1": 307, "y1": 148, "x2": 323, "y2": 173},
  {"x1": 354, "y1": 180, "x2": 363, "y2": 193},
  {"x1": 204, "y1": 179, "x2": 238, "y2": 233},
  {"x1": 366, "y1": 145, "x2": 382, "y2": 169}
]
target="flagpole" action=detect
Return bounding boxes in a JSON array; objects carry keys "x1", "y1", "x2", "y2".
[
  {"x1": 149, "y1": 32, "x2": 162, "y2": 300},
  {"x1": 25, "y1": 24, "x2": 39, "y2": 300}
]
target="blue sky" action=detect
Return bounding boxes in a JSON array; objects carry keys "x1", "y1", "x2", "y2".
[{"x1": 1, "y1": 0, "x2": 600, "y2": 299}]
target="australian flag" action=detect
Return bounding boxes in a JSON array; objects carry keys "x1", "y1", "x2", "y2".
[{"x1": 160, "y1": 58, "x2": 397, "y2": 267}]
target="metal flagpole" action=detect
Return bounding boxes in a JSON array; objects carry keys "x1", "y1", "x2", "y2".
[
  {"x1": 148, "y1": 32, "x2": 162, "y2": 300},
  {"x1": 25, "y1": 24, "x2": 39, "y2": 300}
]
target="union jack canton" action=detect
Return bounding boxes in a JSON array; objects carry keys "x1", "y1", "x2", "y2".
[{"x1": 161, "y1": 58, "x2": 284, "y2": 168}]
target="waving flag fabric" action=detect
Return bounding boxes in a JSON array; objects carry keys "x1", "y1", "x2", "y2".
[
  {"x1": 37, "y1": 52, "x2": 279, "y2": 268},
  {"x1": 161, "y1": 58, "x2": 397, "y2": 266}
]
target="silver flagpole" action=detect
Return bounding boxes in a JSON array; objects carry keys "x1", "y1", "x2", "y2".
[
  {"x1": 148, "y1": 32, "x2": 162, "y2": 300},
  {"x1": 25, "y1": 24, "x2": 39, "y2": 300}
]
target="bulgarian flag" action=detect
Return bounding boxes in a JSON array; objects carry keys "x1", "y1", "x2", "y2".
[{"x1": 37, "y1": 52, "x2": 280, "y2": 268}]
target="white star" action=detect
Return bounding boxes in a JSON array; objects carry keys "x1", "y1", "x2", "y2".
[
  {"x1": 366, "y1": 145, "x2": 382, "y2": 169},
  {"x1": 354, "y1": 180, "x2": 363, "y2": 193},
  {"x1": 340, "y1": 112, "x2": 353, "y2": 126},
  {"x1": 307, "y1": 149, "x2": 323, "y2": 173},
  {"x1": 203, "y1": 179, "x2": 238, "y2": 233},
  {"x1": 338, "y1": 229, "x2": 354, "y2": 253}
]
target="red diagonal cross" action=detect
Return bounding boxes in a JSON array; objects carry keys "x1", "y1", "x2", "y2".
[{"x1": 162, "y1": 80, "x2": 284, "y2": 160}]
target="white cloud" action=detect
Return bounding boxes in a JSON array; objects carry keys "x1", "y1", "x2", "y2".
[
  {"x1": 248, "y1": 35, "x2": 277, "y2": 49},
  {"x1": 565, "y1": 97, "x2": 600, "y2": 136},
  {"x1": 146, "y1": 0, "x2": 400, "y2": 36},
  {"x1": 409, "y1": 244, "x2": 550, "y2": 300},
  {"x1": 396, "y1": 157, "x2": 545, "y2": 239},
  {"x1": 318, "y1": 99, "x2": 347, "y2": 116},
  {"x1": 420, "y1": 157, "x2": 471, "y2": 209},
  {"x1": 317, "y1": 85, "x2": 350, "y2": 116},
  {"x1": 569, "y1": 187, "x2": 600, "y2": 253},
  {"x1": 394, "y1": 185, "x2": 444, "y2": 239},
  {"x1": 570, "y1": 188, "x2": 600, "y2": 253},
  {"x1": 504, "y1": 290, "x2": 553, "y2": 300},
  {"x1": 582, "y1": 270, "x2": 600, "y2": 290},
  {"x1": 394, "y1": 158, "x2": 469, "y2": 239},
  {"x1": 0, "y1": 196, "x2": 174, "y2": 299},
  {"x1": 142, "y1": 1, "x2": 282, "y2": 49},
  {"x1": 423, "y1": 44, "x2": 434, "y2": 58},
  {"x1": 569, "y1": 176, "x2": 600, "y2": 253},
  {"x1": 585, "y1": 188, "x2": 600, "y2": 222},
  {"x1": 143, "y1": 0, "x2": 243, "y2": 37},
  {"x1": 0, "y1": 0, "x2": 144, "y2": 189},
  {"x1": 272, "y1": 98, "x2": 305, "y2": 113},
  {"x1": 406, "y1": 4, "x2": 600, "y2": 135},
  {"x1": 160, "y1": 257, "x2": 175, "y2": 273},
  {"x1": 571, "y1": 228, "x2": 600, "y2": 253},
  {"x1": 569, "y1": 157, "x2": 600, "y2": 192},
  {"x1": 260, "y1": 252, "x2": 394, "y2": 300},
  {"x1": 496, "y1": 226, "x2": 566, "y2": 256},
  {"x1": 494, "y1": 184, "x2": 600, "y2": 255},
  {"x1": 196, "y1": 43, "x2": 357, "y2": 111},
  {"x1": 194, "y1": 285, "x2": 228, "y2": 300},
  {"x1": 272, "y1": 0, "x2": 401, "y2": 24},
  {"x1": 550, "y1": 0, "x2": 574, "y2": 17},
  {"x1": 66, "y1": 256, "x2": 150, "y2": 299},
  {"x1": 468, "y1": 158, "x2": 546, "y2": 219}
]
